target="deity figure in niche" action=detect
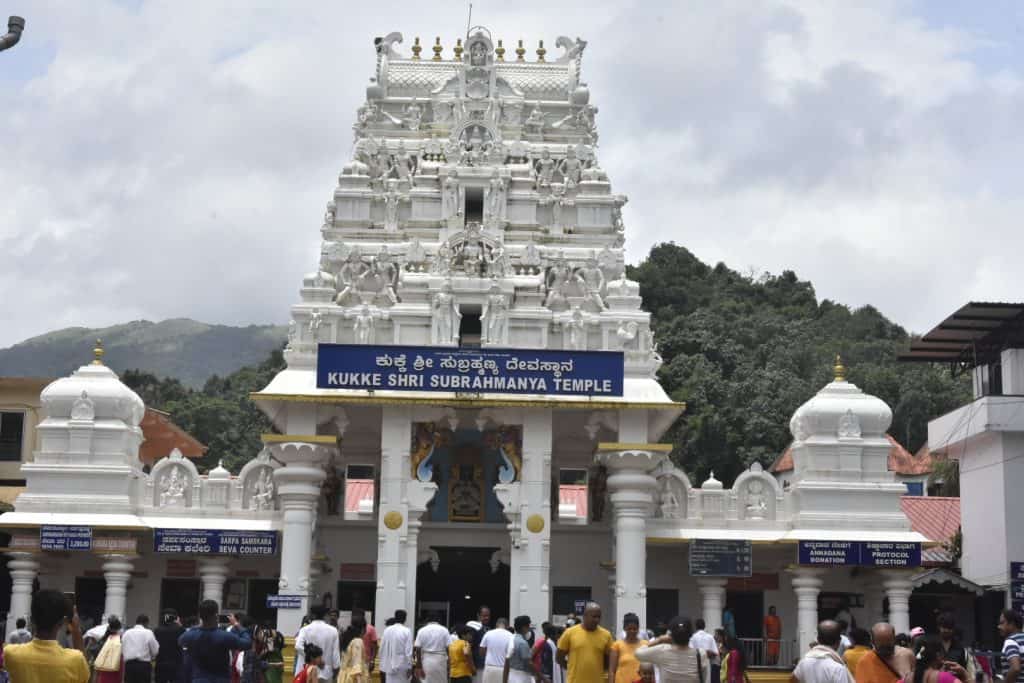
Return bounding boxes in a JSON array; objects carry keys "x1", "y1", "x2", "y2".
[
  {"x1": 544, "y1": 251, "x2": 573, "y2": 307},
  {"x1": 481, "y1": 282, "x2": 509, "y2": 346},
  {"x1": 521, "y1": 241, "x2": 542, "y2": 275},
  {"x1": 469, "y1": 40, "x2": 488, "y2": 66},
  {"x1": 323, "y1": 201, "x2": 336, "y2": 229},
  {"x1": 389, "y1": 142, "x2": 415, "y2": 186},
  {"x1": 576, "y1": 254, "x2": 606, "y2": 308},
  {"x1": 559, "y1": 146, "x2": 583, "y2": 188},
  {"x1": 441, "y1": 169, "x2": 463, "y2": 223},
  {"x1": 160, "y1": 468, "x2": 186, "y2": 507},
  {"x1": 485, "y1": 169, "x2": 506, "y2": 225},
  {"x1": 485, "y1": 238, "x2": 509, "y2": 278},
  {"x1": 534, "y1": 147, "x2": 556, "y2": 189},
  {"x1": 459, "y1": 223, "x2": 485, "y2": 276},
  {"x1": 659, "y1": 476, "x2": 682, "y2": 519},
  {"x1": 251, "y1": 469, "x2": 275, "y2": 511},
  {"x1": 381, "y1": 179, "x2": 410, "y2": 233},
  {"x1": 524, "y1": 102, "x2": 546, "y2": 135},
  {"x1": 432, "y1": 240, "x2": 454, "y2": 277},
  {"x1": 564, "y1": 307, "x2": 591, "y2": 351},
  {"x1": 616, "y1": 320, "x2": 639, "y2": 350},
  {"x1": 346, "y1": 304, "x2": 388, "y2": 344},
  {"x1": 308, "y1": 309, "x2": 324, "y2": 342},
  {"x1": 375, "y1": 246, "x2": 399, "y2": 287},
  {"x1": 745, "y1": 479, "x2": 768, "y2": 519},
  {"x1": 404, "y1": 98, "x2": 423, "y2": 131},
  {"x1": 431, "y1": 281, "x2": 462, "y2": 345}
]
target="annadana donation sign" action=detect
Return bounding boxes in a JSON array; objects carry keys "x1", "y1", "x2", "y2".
[
  {"x1": 317, "y1": 344, "x2": 625, "y2": 396},
  {"x1": 798, "y1": 541, "x2": 921, "y2": 568}
]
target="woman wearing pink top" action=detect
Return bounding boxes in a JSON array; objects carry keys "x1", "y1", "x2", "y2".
[{"x1": 910, "y1": 638, "x2": 968, "y2": 683}]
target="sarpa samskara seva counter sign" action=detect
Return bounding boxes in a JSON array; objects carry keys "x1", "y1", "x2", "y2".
[{"x1": 317, "y1": 344, "x2": 624, "y2": 396}]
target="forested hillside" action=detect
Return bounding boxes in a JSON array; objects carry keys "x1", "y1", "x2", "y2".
[
  {"x1": 124, "y1": 242, "x2": 968, "y2": 481},
  {"x1": 631, "y1": 243, "x2": 968, "y2": 483}
]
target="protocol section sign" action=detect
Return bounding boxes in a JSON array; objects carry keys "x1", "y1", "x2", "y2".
[
  {"x1": 154, "y1": 529, "x2": 278, "y2": 556},
  {"x1": 797, "y1": 541, "x2": 921, "y2": 568}
]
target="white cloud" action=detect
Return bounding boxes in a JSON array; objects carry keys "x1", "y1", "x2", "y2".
[{"x1": 0, "y1": 0, "x2": 1022, "y2": 348}]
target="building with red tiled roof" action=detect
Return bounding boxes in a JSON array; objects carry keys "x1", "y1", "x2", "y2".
[{"x1": 900, "y1": 496, "x2": 960, "y2": 564}]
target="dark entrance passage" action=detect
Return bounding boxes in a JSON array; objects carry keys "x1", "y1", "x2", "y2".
[{"x1": 416, "y1": 547, "x2": 509, "y2": 628}]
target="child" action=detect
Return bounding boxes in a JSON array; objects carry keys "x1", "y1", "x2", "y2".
[
  {"x1": 635, "y1": 662, "x2": 656, "y2": 683},
  {"x1": 293, "y1": 643, "x2": 323, "y2": 683}
]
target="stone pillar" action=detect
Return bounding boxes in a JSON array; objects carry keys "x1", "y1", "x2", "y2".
[
  {"x1": 198, "y1": 558, "x2": 231, "y2": 605},
  {"x1": 789, "y1": 568, "x2": 824, "y2": 654},
  {"x1": 697, "y1": 578, "x2": 727, "y2": 632},
  {"x1": 882, "y1": 570, "x2": 913, "y2": 636},
  {"x1": 271, "y1": 441, "x2": 331, "y2": 635},
  {"x1": 513, "y1": 411, "x2": 553, "y2": 624},
  {"x1": 6, "y1": 553, "x2": 39, "y2": 633},
  {"x1": 375, "y1": 407, "x2": 436, "y2": 631},
  {"x1": 595, "y1": 444, "x2": 667, "y2": 628},
  {"x1": 102, "y1": 554, "x2": 135, "y2": 623}
]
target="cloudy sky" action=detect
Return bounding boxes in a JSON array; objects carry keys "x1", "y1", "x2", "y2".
[{"x1": 1, "y1": 0, "x2": 1022, "y2": 348}]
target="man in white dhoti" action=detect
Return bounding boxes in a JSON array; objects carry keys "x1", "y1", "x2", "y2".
[
  {"x1": 479, "y1": 618, "x2": 512, "y2": 683},
  {"x1": 414, "y1": 619, "x2": 450, "y2": 683},
  {"x1": 379, "y1": 610, "x2": 413, "y2": 682}
]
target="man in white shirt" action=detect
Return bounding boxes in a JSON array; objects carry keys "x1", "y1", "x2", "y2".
[
  {"x1": 792, "y1": 620, "x2": 854, "y2": 683},
  {"x1": 379, "y1": 609, "x2": 414, "y2": 682},
  {"x1": 295, "y1": 605, "x2": 342, "y2": 683},
  {"x1": 5, "y1": 618, "x2": 32, "y2": 644},
  {"x1": 414, "y1": 620, "x2": 451, "y2": 683},
  {"x1": 121, "y1": 614, "x2": 160, "y2": 683},
  {"x1": 689, "y1": 618, "x2": 718, "y2": 662},
  {"x1": 479, "y1": 618, "x2": 512, "y2": 683}
]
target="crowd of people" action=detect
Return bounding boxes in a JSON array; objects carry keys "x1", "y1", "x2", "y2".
[{"x1": 2, "y1": 590, "x2": 1022, "y2": 683}]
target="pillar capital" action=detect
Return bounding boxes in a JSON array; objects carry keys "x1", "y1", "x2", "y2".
[{"x1": 595, "y1": 443, "x2": 671, "y2": 473}]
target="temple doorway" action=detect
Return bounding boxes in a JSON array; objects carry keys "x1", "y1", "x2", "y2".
[{"x1": 416, "y1": 546, "x2": 509, "y2": 627}]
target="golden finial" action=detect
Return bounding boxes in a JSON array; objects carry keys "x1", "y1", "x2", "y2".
[
  {"x1": 536, "y1": 39, "x2": 547, "y2": 62},
  {"x1": 833, "y1": 354, "x2": 847, "y2": 382},
  {"x1": 432, "y1": 36, "x2": 443, "y2": 61},
  {"x1": 411, "y1": 36, "x2": 422, "y2": 60},
  {"x1": 515, "y1": 39, "x2": 526, "y2": 62},
  {"x1": 454, "y1": 38, "x2": 464, "y2": 61},
  {"x1": 495, "y1": 39, "x2": 505, "y2": 62},
  {"x1": 92, "y1": 339, "x2": 105, "y2": 366}
]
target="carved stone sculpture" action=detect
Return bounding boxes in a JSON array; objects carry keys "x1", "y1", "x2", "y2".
[
  {"x1": 485, "y1": 238, "x2": 509, "y2": 278},
  {"x1": 534, "y1": 147, "x2": 556, "y2": 189},
  {"x1": 70, "y1": 390, "x2": 95, "y2": 421},
  {"x1": 459, "y1": 223, "x2": 485, "y2": 276},
  {"x1": 441, "y1": 169, "x2": 464, "y2": 225},
  {"x1": 251, "y1": 469, "x2": 275, "y2": 511},
  {"x1": 404, "y1": 99, "x2": 423, "y2": 131},
  {"x1": 521, "y1": 241, "x2": 542, "y2": 275},
  {"x1": 616, "y1": 320, "x2": 639, "y2": 350},
  {"x1": 345, "y1": 304, "x2": 389, "y2": 344},
  {"x1": 559, "y1": 146, "x2": 583, "y2": 188},
  {"x1": 160, "y1": 467, "x2": 186, "y2": 507},
  {"x1": 745, "y1": 479, "x2": 768, "y2": 519},
  {"x1": 481, "y1": 282, "x2": 509, "y2": 346},
  {"x1": 577, "y1": 255, "x2": 606, "y2": 308},
  {"x1": 524, "y1": 102, "x2": 546, "y2": 135},
  {"x1": 380, "y1": 179, "x2": 410, "y2": 232},
  {"x1": 564, "y1": 307, "x2": 592, "y2": 350},
  {"x1": 485, "y1": 170, "x2": 506, "y2": 226},
  {"x1": 431, "y1": 281, "x2": 461, "y2": 345}
]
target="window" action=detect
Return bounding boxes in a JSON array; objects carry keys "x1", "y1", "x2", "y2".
[
  {"x1": 0, "y1": 412, "x2": 25, "y2": 461},
  {"x1": 558, "y1": 469, "x2": 588, "y2": 522},
  {"x1": 345, "y1": 464, "x2": 376, "y2": 519},
  {"x1": 464, "y1": 187, "x2": 484, "y2": 222}
]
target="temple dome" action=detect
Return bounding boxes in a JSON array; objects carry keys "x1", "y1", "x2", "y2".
[
  {"x1": 40, "y1": 343, "x2": 144, "y2": 427},
  {"x1": 788, "y1": 357, "x2": 892, "y2": 442},
  {"x1": 208, "y1": 460, "x2": 231, "y2": 480}
]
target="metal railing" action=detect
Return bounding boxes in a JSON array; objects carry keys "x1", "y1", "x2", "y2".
[{"x1": 738, "y1": 638, "x2": 797, "y2": 669}]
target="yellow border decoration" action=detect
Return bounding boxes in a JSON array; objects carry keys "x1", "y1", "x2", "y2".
[
  {"x1": 260, "y1": 434, "x2": 338, "y2": 445},
  {"x1": 253, "y1": 392, "x2": 685, "y2": 412},
  {"x1": 596, "y1": 442, "x2": 674, "y2": 452}
]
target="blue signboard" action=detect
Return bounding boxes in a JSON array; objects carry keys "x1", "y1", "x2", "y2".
[
  {"x1": 40, "y1": 525, "x2": 92, "y2": 551},
  {"x1": 689, "y1": 540, "x2": 753, "y2": 577},
  {"x1": 797, "y1": 541, "x2": 921, "y2": 568},
  {"x1": 1011, "y1": 562, "x2": 1024, "y2": 582},
  {"x1": 798, "y1": 541, "x2": 860, "y2": 566},
  {"x1": 154, "y1": 529, "x2": 278, "y2": 556},
  {"x1": 316, "y1": 344, "x2": 624, "y2": 397},
  {"x1": 861, "y1": 542, "x2": 921, "y2": 568},
  {"x1": 266, "y1": 595, "x2": 304, "y2": 610}
]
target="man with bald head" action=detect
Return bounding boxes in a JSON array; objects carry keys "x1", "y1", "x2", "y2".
[
  {"x1": 854, "y1": 623, "x2": 914, "y2": 683},
  {"x1": 557, "y1": 602, "x2": 613, "y2": 683},
  {"x1": 793, "y1": 620, "x2": 854, "y2": 683}
]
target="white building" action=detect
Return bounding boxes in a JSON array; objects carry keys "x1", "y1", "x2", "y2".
[
  {"x1": 902, "y1": 301, "x2": 1024, "y2": 624},
  {"x1": 2, "y1": 28, "x2": 933, "y2": 663}
]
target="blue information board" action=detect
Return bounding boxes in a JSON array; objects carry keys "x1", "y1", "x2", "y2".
[
  {"x1": 798, "y1": 541, "x2": 860, "y2": 566},
  {"x1": 154, "y1": 529, "x2": 278, "y2": 556},
  {"x1": 40, "y1": 525, "x2": 92, "y2": 551},
  {"x1": 689, "y1": 540, "x2": 753, "y2": 577},
  {"x1": 797, "y1": 541, "x2": 921, "y2": 568},
  {"x1": 316, "y1": 344, "x2": 624, "y2": 397},
  {"x1": 266, "y1": 595, "x2": 304, "y2": 610}
]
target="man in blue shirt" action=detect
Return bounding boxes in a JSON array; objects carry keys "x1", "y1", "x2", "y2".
[{"x1": 178, "y1": 600, "x2": 252, "y2": 683}]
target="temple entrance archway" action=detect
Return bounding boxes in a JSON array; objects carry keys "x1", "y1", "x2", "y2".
[{"x1": 416, "y1": 546, "x2": 509, "y2": 627}]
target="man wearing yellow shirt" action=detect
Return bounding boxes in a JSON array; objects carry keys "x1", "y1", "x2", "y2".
[
  {"x1": 557, "y1": 602, "x2": 613, "y2": 683},
  {"x1": 5, "y1": 589, "x2": 90, "y2": 683}
]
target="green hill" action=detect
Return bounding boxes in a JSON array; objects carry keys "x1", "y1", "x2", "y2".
[{"x1": 0, "y1": 319, "x2": 287, "y2": 388}]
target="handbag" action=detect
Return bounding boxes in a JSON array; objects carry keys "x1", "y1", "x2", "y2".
[{"x1": 93, "y1": 634, "x2": 122, "y2": 672}]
